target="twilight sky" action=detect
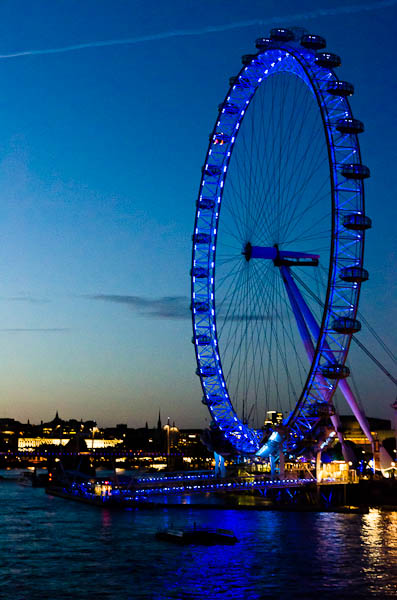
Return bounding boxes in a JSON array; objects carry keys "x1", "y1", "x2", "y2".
[{"x1": 0, "y1": 0, "x2": 395, "y2": 427}]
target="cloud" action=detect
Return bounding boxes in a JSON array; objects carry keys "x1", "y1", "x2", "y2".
[
  {"x1": 86, "y1": 294, "x2": 286, "y2": 322},
  {"x1": 0, "y1": 296, "x2": 49, "y2": 304},
  {"x1": 86, "y1": 294, "x2": 190, "y2": 320},
  {"x1": 0, "y1": 0, "x2": 395, "y2": 60}
]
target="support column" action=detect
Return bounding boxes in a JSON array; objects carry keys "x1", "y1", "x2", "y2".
[
  {"x1": 281, "y1": 267, "x2": 377, "y2": 453},
  {"x1": 392, "y1": 399, "x2": 397, "y2": 463},
  {"x1": 281, "y1": 267, "x2": 354, "y2": 463},
  {"x1": 214, "y1": 452, "x2": 225, "y2": 478},
  {"x1": 279, "y1": 449, "x2": 285, "y2": 479},
  {"x1": 270, "y1": 455, "x2": 277, "y2": 479},
  {"x1": 316, "y1": 450, "x2": 322, "y2": 482}
]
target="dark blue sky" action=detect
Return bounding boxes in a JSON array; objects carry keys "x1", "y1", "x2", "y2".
[{"x1": 0, "y1": 0, "x2": 395, "y2": 427}]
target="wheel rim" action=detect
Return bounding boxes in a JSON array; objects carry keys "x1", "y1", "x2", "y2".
[{"x1": 191, "y1": 33, "x2": 367, "y2": 455}]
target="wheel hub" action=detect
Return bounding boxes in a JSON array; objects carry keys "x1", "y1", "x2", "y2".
[{"x1": 243, "y1": 244, "x2": 319, "y2": 267}]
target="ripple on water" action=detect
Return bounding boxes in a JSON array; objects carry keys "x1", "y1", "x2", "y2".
[{"x1": 0, "y1": 476, "x2": 396, "y2": 599}]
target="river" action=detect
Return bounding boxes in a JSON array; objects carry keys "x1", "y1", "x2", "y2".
[{"x1": 0, "y1": 470, "x2": 396, "y2": 599}]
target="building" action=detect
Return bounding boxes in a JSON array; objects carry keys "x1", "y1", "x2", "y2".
[
  {"x1": 16, "y1": 412, "x2": 122, "y2": 451},
  {"x1": 264, "y1": 410, "x2": 283, "y2": 428},
  {"x1": 340, "y1": 415, "x2": 394, "y2": 448}
]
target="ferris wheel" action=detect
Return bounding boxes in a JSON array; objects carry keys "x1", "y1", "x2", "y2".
[{"x1": 191, "y1": 28, "x2": 372, "y2": 457}]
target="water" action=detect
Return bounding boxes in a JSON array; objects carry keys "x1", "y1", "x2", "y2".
[{"x1": 1, "y1": 471, "x2": 396, "y2": 599}]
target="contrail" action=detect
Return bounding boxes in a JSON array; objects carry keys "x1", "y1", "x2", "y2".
[
  {"x1": 0, "y1": 0, "x2": 395, "y2": 59},
  {"x1": 0, "y1": 328, "x2": 68, "y2": 332}
]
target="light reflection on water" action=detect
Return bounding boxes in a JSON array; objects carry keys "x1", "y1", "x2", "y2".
[
  {"x1": 0, "y1": 473, "x2": 396, "y2": 599},
  {"x1": 361, "y1": 509, "x2": 397, "y2": 596}
]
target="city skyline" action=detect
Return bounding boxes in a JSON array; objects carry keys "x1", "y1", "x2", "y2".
[{"x1": 0, "y1": 0, "x2": 395, "y2": 427}]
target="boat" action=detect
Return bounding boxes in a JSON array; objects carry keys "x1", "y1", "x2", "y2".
[
  {"x1": 18, "y1": 468, "x2": 49, "y2": 487},
  {"x1": 155, "y1": 526, "x2": 238, "y2": 545}
]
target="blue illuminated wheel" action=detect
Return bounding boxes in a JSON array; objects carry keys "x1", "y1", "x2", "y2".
[{"x1": 191, "y1": 29, "x2": 370, "y2": 455}]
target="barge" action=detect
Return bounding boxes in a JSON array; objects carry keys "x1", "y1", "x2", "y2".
[{"x1": 156, "y1": 527, "x2": 238, "y2": 545}]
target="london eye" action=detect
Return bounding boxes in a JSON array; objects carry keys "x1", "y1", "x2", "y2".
[{"x1": 191, "y1": 28, "x2": 372, "y2": 460}]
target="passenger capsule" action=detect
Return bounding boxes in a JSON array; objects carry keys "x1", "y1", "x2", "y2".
[
  {"x1": 309, "y1": 402, "x2": 335, "y2": 417},
  {"x1": 190, "y1": 266, "x2": 209, "y2": 278},
  {"x1": 192, "y1": 301, "x2": 210, "y2": 313},
  {"x1": 320, "y1": 364, "x2": 350, "y2": 379},
  {"x1": 326, "y1": 81, "x2": 354, "y2": 96},
  {"x1": 229, "y1": 76, "x2": 251, "y2": 89},
  {"x1": 218, "y1": 102, "x2": 240, "y2": 115},
  {"x1": 315, "y1": 52, "x2": 341, "y2": 68},
  {"x1": 343, "y1": 213, "x2": 372, "y2": 230},
  {"x1": 331, "y1": 317, "x2": 362, "y2": 334},
  {"x1": 197, "y1": 197, "x2": 216, "y2": 210},
  {"x1": 211, "y1": 132, "x2": 231, "y2": 145},
  {"x1": 255, "y1": 37, "x2": 274, "y2": 50},
  {"x1": 192, "y1": 232, "x2": 211, "y2": 244},
  {"x1": 202, "y1": 395, "x2": 224, "y2": 406},
  {"x1": 339, "y1": 266, "x2": 369, "y2": 283},
  {"x1": 241, "y1": 54, "x2": 257, "y2": 65},
  {"x1": 300, "y1": 34, "x2": 326, "y2": 50},
  {"x1": 270, "y1": 28, "x2": 295, "y2": 42},
  {"x1": 336, "y1": 118, "x2": 364, "y2": 134},
  {"x1": 194, "y1": 335, "x2": 211, "y2": 346},
  {"x1": 196, "y1": 366, "x2": 217, "y2": 377},
  {"x1": 202, "y1": 164, "x2": 222, "y2": 177},
  {"x1": 341, "y1": 164, "x2": 370, "y2": 180}
]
